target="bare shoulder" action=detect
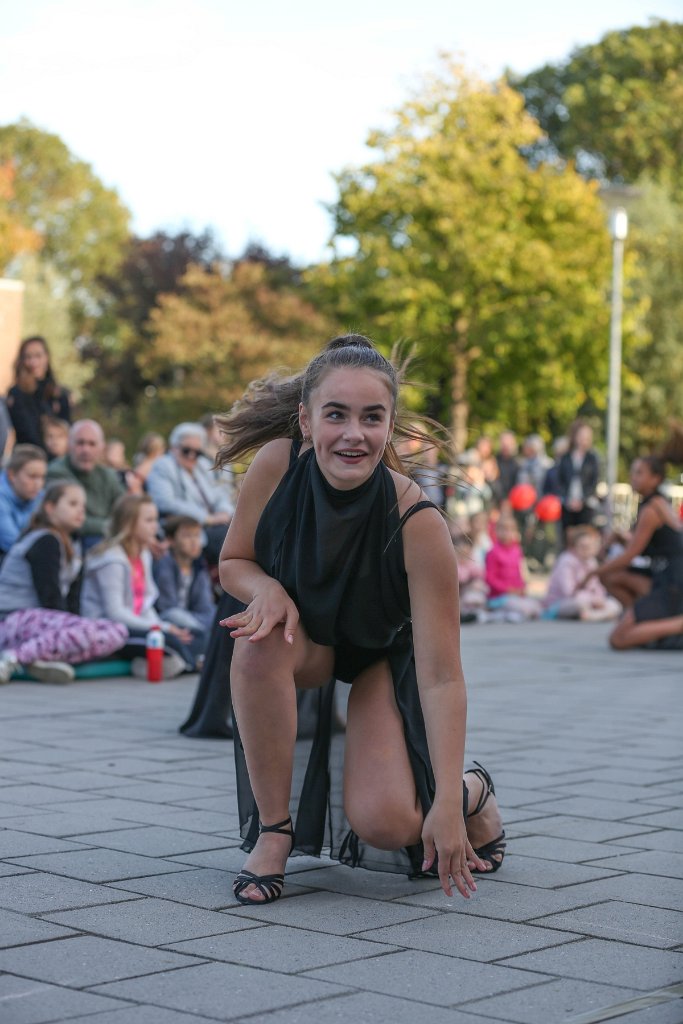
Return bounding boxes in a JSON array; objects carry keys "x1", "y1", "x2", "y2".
[
  {"x1": 249, "y1": 438, "x2": 293, "y2": 476},
  {"x1": 234, "y1": 439, "x2": 292, "y2": 511},
  {"x1": 388, "y1": 467, "x2": 424, "y2": 518}
]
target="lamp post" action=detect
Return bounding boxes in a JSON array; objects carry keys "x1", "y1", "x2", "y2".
[{"x1": 606, "y1": 207, "x2": 628, "y2": 523}]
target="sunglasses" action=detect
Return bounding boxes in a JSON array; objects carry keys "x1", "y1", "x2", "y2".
[{"x1": 179, "y1": 446, "x2": 203, "y2": 459}]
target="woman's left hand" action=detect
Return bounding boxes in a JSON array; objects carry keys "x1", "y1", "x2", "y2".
[{"x1": 421, "y1": 801, "x2": 485, "y2": 898}]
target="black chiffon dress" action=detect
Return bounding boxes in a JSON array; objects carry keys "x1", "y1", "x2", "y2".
[
  {"x1": 633, "y1": 491, "x2": 683, "y2": 645},
  {"x1": 232, "y1": 441, "x2": 458, "y2": 877}
]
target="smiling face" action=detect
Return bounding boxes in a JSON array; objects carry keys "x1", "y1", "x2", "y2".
[
  {"x1": 47, "y1": 485, "x2": 86, "y2": 534},
  {"x1": 299, "y1": 367, "x2": 395, "y2": 490}
]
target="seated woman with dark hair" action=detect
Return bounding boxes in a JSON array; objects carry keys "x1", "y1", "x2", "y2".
[{"x1": 586, "y1": 448, "x2": 683, "y2": 650}]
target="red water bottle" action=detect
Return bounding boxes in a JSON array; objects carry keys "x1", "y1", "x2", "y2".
[{"x1": 145, "y1": 626, "x2": 164, "y2": 683}]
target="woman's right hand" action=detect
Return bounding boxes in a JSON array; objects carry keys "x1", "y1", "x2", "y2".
[{"x1": 220, "y1": 580, "x2": 299, "y2": 645}]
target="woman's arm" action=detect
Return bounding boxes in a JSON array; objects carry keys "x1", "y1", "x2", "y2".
[
  {"x1": 403, "y1": 506, "x2": 485, "y2": 896},
  {"x1": 218, "y1": 440, "x2": 300, "y2": 643},
  {"x1": 595, "y1": 503, "x2": 661, "y2": 578},
  {"x1": 25, "y1": 534, "x2": 66, "y2": 610}
]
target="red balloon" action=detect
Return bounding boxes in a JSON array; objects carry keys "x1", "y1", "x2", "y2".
[
  {"x1": 535, "y1": 494, "x2": 562, "y2": 522},
  {"x1": 508, "y1": 483, "x2": 537, "y2": 511}
]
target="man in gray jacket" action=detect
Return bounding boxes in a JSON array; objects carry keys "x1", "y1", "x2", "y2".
[{"x1": 146, "y1": 423, "x2": 234, "y2": 564}]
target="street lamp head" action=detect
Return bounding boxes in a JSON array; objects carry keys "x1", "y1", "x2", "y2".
[{"x1": 610, "y1": 207, "x2": 629, "y2": 241}]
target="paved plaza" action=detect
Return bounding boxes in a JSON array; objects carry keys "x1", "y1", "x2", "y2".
[{"x1": 0, "y1": 621, "x2": 681, "y2": 1024}]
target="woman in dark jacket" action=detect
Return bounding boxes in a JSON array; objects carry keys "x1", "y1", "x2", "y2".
[
  {"x1": 6, "y1": 336, "x2": 72, "y2": 452},
  {"x1": 558, "y1": 420, "x2": 600, "y2": 532}
]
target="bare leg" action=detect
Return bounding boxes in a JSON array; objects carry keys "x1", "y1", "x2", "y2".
[
  {"x1": 231, "y1": 628, "x2": 333, "y2": 900},
  {"x1": 610, "y1": 609, "x2": 683, "y2": 650},
  {"x1": 343, "y1": 660, "x2": 504, "y2": 869},
  {"x1": 343, "y1": 660, "x2": 423, "y2": 849},
  {"x1": 604, "y1": 570, "x2": 651, "y2": 608}
]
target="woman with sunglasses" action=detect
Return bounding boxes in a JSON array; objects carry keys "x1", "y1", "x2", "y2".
[{"x1": 146, "y1": 422, "x2": 235, "y2": 565}]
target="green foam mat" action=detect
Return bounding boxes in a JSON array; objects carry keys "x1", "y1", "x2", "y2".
[{"x1": 14, "y1": 659, "x2": 132, "y2": 681}]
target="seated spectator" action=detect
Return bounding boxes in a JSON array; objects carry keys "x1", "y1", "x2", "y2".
[
  {"x1": 485, "y1": 516, "x2": 541, "y2": 621},
  {"x1": 43, "y1": 416, "x2": 70, "y2": 461},
  {"x1": 543, "y1": 526, "x2": 621, "y2": 622},
  {"x1": 0, "y1": 481, "x2": 127, "y2": 684},
  {"x1": 0, "y1": 445, "x2": 47, "y2": 558},
  {"x1": 81, "y1": 494, "x2": 200, "y2": 677},
  {"x1": 153, "y1": 516, "x2": 214, "y2": 653},
  {"x1": 6, "y1": 336, "x2": 72, "y2": 451},
  {"x1": 469, "y1": 509, "x2": 494, "y2": 568},
  {"x1": 199, "y1": 412, "x2": 236, "y2": 498},
  {"x1": 451, "y1": 531, "x2": 487, "y2": 621},
  {"x1": 146, "y1": 422, "x2": 234, "y2": 564},
  {"x1": 132, "y1": 432, "x2": 166, "y2": 488},
  {"x1": 47, "y1": 420, "x2": 125, "y2": 550}
]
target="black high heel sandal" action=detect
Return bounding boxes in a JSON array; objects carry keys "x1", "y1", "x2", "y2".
[
  {"x1": 232, "y1": 816, "x2": 295, "y2": 905},
  {"x1": 465, "y1": 762, "x2": 506, "y2": 873}
]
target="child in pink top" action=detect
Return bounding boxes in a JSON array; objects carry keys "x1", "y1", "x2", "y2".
[
  {"x1": 485, "y1": 517, "x2": 541, "y2": 621},
  {"x1": 544, "y1": 526, "x2": 621, "y2": 621}
]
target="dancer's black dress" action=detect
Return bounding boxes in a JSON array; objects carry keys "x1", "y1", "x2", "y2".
[
  {"x1": 231, "y1": 440, "x2": 459, "y2": 877},
  {"x1": 633, "y1": 491, "x2": 683, "y2": 644}
]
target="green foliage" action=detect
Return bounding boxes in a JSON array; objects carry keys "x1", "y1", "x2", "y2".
[
  {"x1": 620, "y1": 182, "x2": 683, "y2": 462},
  {"x1": 0, "y1": 120, "x2": 130, "y2": 288},
  {"x1": 511, "y1": 21, "x2": 683, "y2": 198},
  {"x1": 124, "y1": 259, "x2": 334, "y2": 442},
  {"x1": 311, "y1": 61, "x2": 615, "y2": 448},
  {"x1": 18, "y1": 254, "x2": 94, "y2": 397}
]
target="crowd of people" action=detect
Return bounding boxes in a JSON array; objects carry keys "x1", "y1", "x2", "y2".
[{"x1": 0, "y1": 333, "x2": 681, "y2": 687}]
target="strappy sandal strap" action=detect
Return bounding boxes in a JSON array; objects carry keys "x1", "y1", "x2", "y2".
[
  {"x1": 259, "y1": 816, "x2": 295, "y2": 852},
  {"x1": 465, "y1": 761, "x2": 496, "y2": 818},
  {"x1": 233, "y1": 869, "x2": 285, "y2": 902},
  {"x1": 473, "y1": 831, "x2": 507, "y2": 874}
]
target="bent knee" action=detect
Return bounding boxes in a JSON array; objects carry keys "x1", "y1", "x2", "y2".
[{"x1": 345, "y1": 797, "x2": 421, "y2": 851}]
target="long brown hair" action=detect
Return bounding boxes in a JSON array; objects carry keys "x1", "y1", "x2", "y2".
[
  {"x1": 92, "y1": 494, "x2": 156, "y2": 558},
  {"x1": 13, "y1": 335, "x2": 60, "y2": 399},
  {"x1": 28, "y1": 481, "x2": 83, "y2": 562},
  {"x1": 215, "y1": 334, "x2": 449, "y2": 474}
]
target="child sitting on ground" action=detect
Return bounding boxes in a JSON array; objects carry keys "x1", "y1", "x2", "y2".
[
  {"x1": 43, "y1": 416, "x2": 70, "y2": 461},
  {"x1": 0, "y1": 445, "x2": 47, "y2": 559},
  {"x1": 451, "y1": 530, "x2": 488, "y2": 621},
  {"x1": 543, "y1": 526, "x2": 621, "y2": 621},
  {"x1": 0, "y1": 481, "x2": 127, "y2": 683},
  {"x1": 153, "y1": 515, "x2": 214, "y2": 655},
  {"x1": 485, "y1": 516, "x2": 542, "y2": 621}
]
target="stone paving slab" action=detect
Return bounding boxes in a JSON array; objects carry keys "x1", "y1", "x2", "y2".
[
  {"x1": 0, "y1": 934, "x2": 204, "y2": 987},
  {"x1": 1, "y1": 620, "x2": 682, "y2": 1024},
  {"x1": 498, "y1": 937, "x2": 683, "y2": 989},
  {"x1": 90, "y1": 962, "x2": 349, "y2": 1020},
  {"x1": 0, "y1": 973, "x2": 127, "y2": 1022},
  {"x1": 464, "y1": 978, "x2": 642, "y2": 1023},
  {"x1": 530, "y1": 900, "x2": 683, "y2": 948}
]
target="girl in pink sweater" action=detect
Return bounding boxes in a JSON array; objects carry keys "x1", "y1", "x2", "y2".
[
  {"x1": 544, "y1": 526, "x2": 621, "y2": 621},
  {"x1": 485, "y1": 517, "x2": 541, "y2": 621}
]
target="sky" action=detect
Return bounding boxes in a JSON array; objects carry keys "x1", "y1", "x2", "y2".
[{"x1": 2, "y1": 1, "x2": 680, "y2": 264}]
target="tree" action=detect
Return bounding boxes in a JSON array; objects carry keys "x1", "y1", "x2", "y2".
[
  {"x1": 619, "y1": 183, "x2": 683, "y2": 461},
  {"x1": 0, "y1": 121, "x2": 130, "y2": 290},
  {"x1": 0, "y1": 161, "x2": 42, "y2": 270},
  {"x1": 312, "y1": 61, "x2": 616, "y2": 449},
  {"x1": 129, "y1": 259, "x2": 333, "y2": 440},
  {"x1": 511, "y1": 21, "x2": 683, "y2": 197}
]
